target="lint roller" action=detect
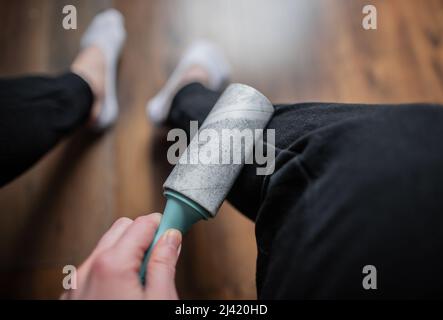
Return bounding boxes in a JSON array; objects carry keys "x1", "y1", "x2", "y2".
[{"x1": 139, "y1": 83, "x2": 274, "y2": 283}]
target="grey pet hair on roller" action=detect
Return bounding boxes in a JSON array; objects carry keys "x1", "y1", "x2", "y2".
[
  {"x1": 164, "y1": 83, "x2": 275, "y2": 216},
  {"x1": 140, "y1": 83, "x2": 274, "y2": 283}
]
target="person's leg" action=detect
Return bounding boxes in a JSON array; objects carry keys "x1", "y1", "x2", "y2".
[
  {"x1": 150, "y1": 42, "x2": 443, "y2": 298},
  {"x1": 168, "y1": 82, "x2": 222, "y2": 128},
  {"x1": 254, "y1": 103, "x2": 443, "y2": 299},
  {"x1": 0, "y1": 73, "x2": 92, "y2": 186},
  {"x1": 0, "y1": 9, "x2": 125, "y2": 187},
  {"x1": 168, "y1": 83, "x2": 377, "y2": 220},
  {"x1": 167, "y1": 80, "x2": 443, "y2": 298}
]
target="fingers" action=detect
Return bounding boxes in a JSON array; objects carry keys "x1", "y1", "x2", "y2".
[
  {"x1": 95, "y1": 217, "x2": 134, "y2": 253},
  {"x1": 75, "y1": 217, "x2": 133, "y2": 285},
  {"x1": 145, "y1": 229, "x2": 182, "y2": 300},
  {"x1": 111, "y1": 213, "x2": 162, "y2": 269},
  {"x1": 62, "y1": 216, "x2": 134, "y2": 299},
  {"x1": 62, "y1": 213, "x2": 173, "y2": 300},
  {"x1": 79, "y1": 217, "x2": 133, "y2": 268}
]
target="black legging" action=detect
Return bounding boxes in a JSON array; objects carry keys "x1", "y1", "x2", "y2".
[
  {"x1": 2, "y1": 75, "x2": 443, "y2": 298},
  {"x1": 0, "y1": 73, "x2": 92, "y2": 186},
  {"x1": 170, "y1": 83, "x2": 443, "y2": 299}
]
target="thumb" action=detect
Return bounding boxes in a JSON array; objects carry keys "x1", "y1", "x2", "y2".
[{"x1": 145, "y1": 229, "x2": 182, "y2": 300}]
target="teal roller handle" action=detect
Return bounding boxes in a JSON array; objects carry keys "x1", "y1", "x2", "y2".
[{"x1": 139, "y1": 190, "x2": 210, "y2": 284}]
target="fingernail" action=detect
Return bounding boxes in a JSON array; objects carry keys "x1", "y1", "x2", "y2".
[
  {"x1": 150, "y1": 212, "x2": 162, "y2": 222},
  {"x1": 164, "y1": 229, "x2": 182, "y2": 248}
]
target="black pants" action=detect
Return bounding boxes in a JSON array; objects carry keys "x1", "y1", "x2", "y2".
[
  {"x1": 2, "y1": 75, "x2": 443, "y2": 299},
  {"x1": 170, "y1": 83, "x2": 443, "y2": 299},
  {"x1": 0, "y1": 73, "x2": 93, "y2": 186}
]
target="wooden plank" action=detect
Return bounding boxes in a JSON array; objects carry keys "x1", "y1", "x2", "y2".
[{"x1": 0, "y1": 0, "x2": 442, "y2": 299}]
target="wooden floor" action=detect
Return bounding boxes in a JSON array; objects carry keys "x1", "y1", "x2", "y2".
[{"x1": 0, "y1": 0, "x2": 442, "y2": 299}]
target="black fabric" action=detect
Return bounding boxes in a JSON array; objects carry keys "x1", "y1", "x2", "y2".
[
  {"x1": 0, "y1": 73, "x2": 93, "y2": 186},
  {"x1": 169, "y1": 82, "x2": 443, "y2": 299}
]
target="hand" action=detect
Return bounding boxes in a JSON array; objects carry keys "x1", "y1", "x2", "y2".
[{"x1": 61, "y1": 213, "x2": 182, "y2": 300}]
